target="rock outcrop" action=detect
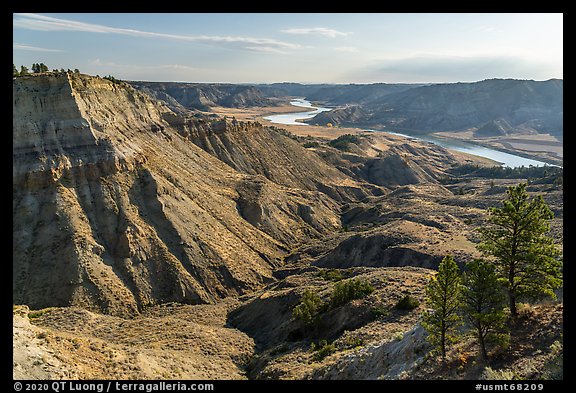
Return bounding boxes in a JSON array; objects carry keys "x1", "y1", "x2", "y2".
[
  {"x1": 312, "y1": 324, "x2": 430, "y2": 380},
  {"x1": 164, "y1": 116, "x2": 377, "y2": 201},
  {"x1": 13, "y1": 73, "x2": 342, "y2": 316},
  {"x1": 129, "y1": 81, "x2": 273, "y2": 112}
]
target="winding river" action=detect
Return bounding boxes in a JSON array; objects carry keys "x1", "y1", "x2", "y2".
[
  {"x1": 265, "y1": 98, "x2": 555, "y2": 168},
  {"x1": 263, "y1": 98, "x2": 332, "y2": 125}
]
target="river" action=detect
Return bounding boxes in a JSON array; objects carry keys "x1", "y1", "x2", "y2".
[
  {"x1": 263, "y1": 98, "x2": 332, "y2": 125},
  {"x1": 264, "y1": 98, "x2": 555, "y2": 168}
]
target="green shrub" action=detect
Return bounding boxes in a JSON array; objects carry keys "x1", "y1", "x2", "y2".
[
  {"x1": 317, "y1": 269, "x2": 344, "y2": 282},
  {"x1": 395, "y1": 295, "x2": 420, "y2": 310},
  {"x1": 310, "y1": 339, "x2": 337, "y2": 361},
  {"x1": 292, "y1": 289, "x2": 323, "y2": 326},
  {"x1": 330, "y1": 278, "x2": 374, "y2": 308},
  {"x1": 550, "y1": 340, "x2": 562, "y2": 355},
  {"x1": 303, "y1": 141, "x2": 320, "y2": 148},
  {"x1": 481, "y1": 366, "x2": 518, "y2": 380},
  {"x1": 393, "y1": 331, "x2": 405, "y2": 341},
  {"x1": 28, "y1": 309, "x2": 51, "y2": 319},
  {"x1": 103, "y1": 75, "x2": 122, "y2": 84},
  {"x1": 328, "y1": 134, "x2": 361, "y2": 151},
  {"x1": 371, "y1": 304, "x2": 390, "y2": 318},
  {"x1": 542, "y1": 340, "x2": 563, "y2": 379},
  {"x1": 340, "y1": 335, "x2": 365, "y2": 349}
]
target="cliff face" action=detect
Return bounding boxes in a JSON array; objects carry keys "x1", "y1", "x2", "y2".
[
  {"x1": 129, "y1": 81, "x2": 273, "y2": 112},
  {"x1": 163, "y1": 115, "x2": 377, "y2": 202},
  {"x1": 13, "y1": 73, "x2": 341, "y2": 316}
]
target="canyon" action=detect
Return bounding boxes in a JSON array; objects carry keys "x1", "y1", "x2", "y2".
[{"x1": 13, "y1": 72, "x2": 563, "y2": 380}]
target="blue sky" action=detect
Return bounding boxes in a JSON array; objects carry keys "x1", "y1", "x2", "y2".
[{"x1": 13, "y1": 13, "x2": 563, "y2": 84}]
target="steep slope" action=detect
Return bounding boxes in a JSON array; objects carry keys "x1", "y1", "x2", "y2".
[
  {"x1": 163, "y1": 115, "x2": 379, "y2": 201},
  {"x1": 473, "y1": 118, "x2": 514, "y2": 137},
  {"x1": 309, "y1": 79, "x2": 563, "y2": 137},
  {"x1": 227, "y1": 266, "x2": 434, "y2": 379},
  {"x1": 312, "y1": 132, "x2": 468, "y2": 190},
  {"x1": 129, "y1": 81, "x2": 272, "y2": 112},
  {"x1": 14, "y1": 302, "x2": 254, "y2": 379},
  {"x1": 13, "y1": 73, "x2": 341, "y2": 316}
]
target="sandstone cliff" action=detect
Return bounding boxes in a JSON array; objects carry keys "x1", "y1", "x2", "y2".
[{"x1": 13, "y1": 73, "x2": 342, "y2": 316}]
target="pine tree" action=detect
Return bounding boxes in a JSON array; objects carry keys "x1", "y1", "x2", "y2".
[
  {"x1": 462, "y1": 259, "x2": 508, "y2": 361},
  {"x1": 422, "y1": 255, "x2": 462, "y2": 361},
  {"x1": 477, "y1": 183, "x2": 562, "y2": 318},
  {"x1": 32, "y1": 63, "x2": 39, "y2": 73},
  {"x1": 39, "y1": 63, "x2": 49, "y2": 72},
  {"x1": 13, "y1": 64, "x2": 19, "y2": 76},
  {"x1": 20, "y1": 65, "x2": 29, "y2": 75}
]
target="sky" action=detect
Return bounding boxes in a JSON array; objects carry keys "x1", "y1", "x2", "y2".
[{"x1": 13, "y1": 13, "x2": 563, "y2": 84}]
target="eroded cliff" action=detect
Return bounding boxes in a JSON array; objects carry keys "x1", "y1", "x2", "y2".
[{"x1": 13, "y1": 73, "x2": 342, "y2": 316}]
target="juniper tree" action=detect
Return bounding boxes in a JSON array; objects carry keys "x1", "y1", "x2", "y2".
[
  {"x1": 477, "y1": 183, "x2": 562, "y2": 318},
  {"x1": 422, "y1": 255, "x2": 462, "y2": 361},
  {"x1": 32, "y1": 63, "x2": 48, "y2": 73},
  {"x1": 292, "y1": 289, "x2": 323, "y2": 327},
  {"x1": 462, "y1": 259, "x2": 508, "y2": 361}
]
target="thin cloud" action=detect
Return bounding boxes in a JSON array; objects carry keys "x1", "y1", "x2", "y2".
[
  {"x1": 347, "y1": 54, "x2": 561, "y2": 83},
  {"x1": 14, "y1": 13, "x2": 300, "y2": 52},
  {"x1": 91, "y1": 58, "x2": 198, "y2": 72},
  {"x1": 281, "y1": 27, "x2": 350, "y2": 38},
  {"x1": 474, "y1": 25, "x2": 502, "y2": 33},
  {"x1": 334, "y1": 46, "x2": 358, "y2": 53},
  {"x1": 13, "y1": 42, "x2": 63, "y2": 52},
  {"x1": 160, "y1": 64, "x2": 198, "y2": 72},
  {"x1": 244, "y1": 46, "x2": 288, "y2": 54}
]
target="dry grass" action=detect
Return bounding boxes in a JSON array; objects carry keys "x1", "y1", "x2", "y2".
[
  {"x1": 15, "y1": 299, "x2": 254, "y2": 380},
  {"x1": 234, "y1": 267, "x2": 435, "y2": 379},
  {"x1": 411, "y1": 302, "x2": 563, "y2": 380}
]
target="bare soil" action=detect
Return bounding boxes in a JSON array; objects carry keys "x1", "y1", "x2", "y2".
[{"x1": 14, "y1": 300, "x2": 254, "y2": 380}]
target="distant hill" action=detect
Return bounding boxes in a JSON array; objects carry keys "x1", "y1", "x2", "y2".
[
  {"x1": 256, "y1": 82, "x2": 424, "y2": 105},
  {"x1": 309, "y1": 79, "x2": 563, "y2": 138},
  {"x1": 129, "y1": 81, "x2": 273, "y2": 112},
  {"x1": 256, "y1": 82, "x2": 333, "y2": 98},
  {"x1": 304, "y1": 83, "x2": 426, "y2": 105}
]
